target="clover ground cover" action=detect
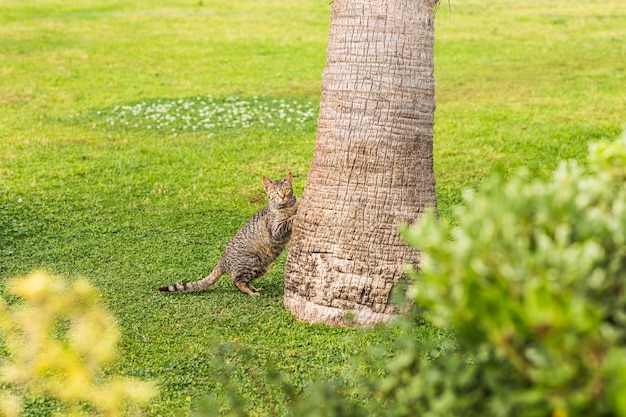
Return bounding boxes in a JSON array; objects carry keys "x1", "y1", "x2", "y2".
[{"x1": 96, "y1": 95, "x2": 317, "y2": 133}]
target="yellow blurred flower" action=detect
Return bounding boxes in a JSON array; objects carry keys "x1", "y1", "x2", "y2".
[{"x1": 0, "y1": 270, "x2": 157, "y2": 416}]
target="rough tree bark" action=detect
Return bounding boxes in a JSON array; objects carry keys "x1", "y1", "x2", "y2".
[{"x1": 284, "y1": 0, "x2": 438, "y2": 327}]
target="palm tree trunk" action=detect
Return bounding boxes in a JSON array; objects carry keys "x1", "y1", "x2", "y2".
[{"x1": 285, "y1": 0, "x2": 438, "y2": 327}]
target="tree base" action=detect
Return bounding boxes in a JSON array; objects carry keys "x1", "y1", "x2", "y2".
[{"x1": 284, "y1": 291, "x2": 396, "y2": 328}]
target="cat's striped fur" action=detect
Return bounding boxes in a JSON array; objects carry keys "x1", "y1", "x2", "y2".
[{"x1": 158, "y1": 172, "x2": 298, "y2": 296}]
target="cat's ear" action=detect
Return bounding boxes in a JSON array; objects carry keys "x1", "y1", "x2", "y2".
[
  {"x1": 262, "y1": 177, "x2": 273, "y2": 191},
  {"x1": 284, "y1": 172, "x2": 293, "y2": 185}
]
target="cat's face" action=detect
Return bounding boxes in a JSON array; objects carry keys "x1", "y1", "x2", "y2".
[{"x1": 263, "y1": 172, "x2": 296, "y2": 209}]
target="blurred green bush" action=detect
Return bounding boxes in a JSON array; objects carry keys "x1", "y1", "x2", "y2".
[{"x1": 401, "y1": 132, "x2": 626, "y2": 416}]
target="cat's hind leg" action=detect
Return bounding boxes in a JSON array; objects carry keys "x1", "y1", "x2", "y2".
[
  {"x1": 234, "y1": 279, "x2": 260, "y2": 296},
  {"x1": 230, "y1": 263, "x2": 265, "y2": 296}
]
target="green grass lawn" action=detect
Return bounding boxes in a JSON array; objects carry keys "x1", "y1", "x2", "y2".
[{"x1": 1, "y1": 0, "x2": 624, "y2": 415}]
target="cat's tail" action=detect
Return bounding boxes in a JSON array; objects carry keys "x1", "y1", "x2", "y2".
[{"x1": 158, "y1": 263, "x2": 225, "y2": 293}]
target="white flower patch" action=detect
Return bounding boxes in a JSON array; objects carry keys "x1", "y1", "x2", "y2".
[{"x1": 101, "y1": 95, "x2": 316, "y2": 134}]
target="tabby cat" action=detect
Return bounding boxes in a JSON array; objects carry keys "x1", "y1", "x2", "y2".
[{"x1": 158, "y1": 172, "x2": 298, "y2": 296}]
